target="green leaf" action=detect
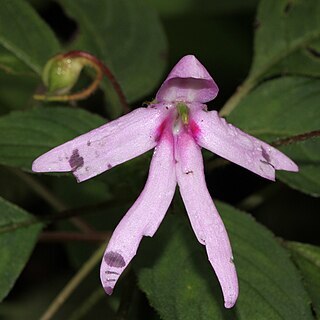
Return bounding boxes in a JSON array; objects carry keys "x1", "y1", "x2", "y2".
[
  {"x1": 138, "y1": 201, "x2": 313, "y2": 320},
  {"x1": 287, "y1": 242, "x2": 320, "y2": 318},
  {"x1": 251, "y1": 0, "x2": 320, "y2": 80},
  {"x1": 0, "y1": 107, "x2": 105, "y2": 170},
  {"x1": 59, "y1": 0, "x2": 167, "y2": 103},
  {"x1": 0, "y1": 73, "x2": 38, "y2": 116},
  {"x1": 0, "y1": 196, "x2": 42, "y2": 302},
  {"x1": 147, "y1": 0, "x2": 258, "y2": 16},
  {"x1": 227, "y1": 76, "x2": 320, "y2": 196},
  {"x1": 0, "y1": 46, "x2": 35, "y2": 75},
  {"x1": 0, "y1": 0, "x2": 60, "y2": 75}
]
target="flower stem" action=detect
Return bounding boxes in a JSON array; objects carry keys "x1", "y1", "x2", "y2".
[
  {"x1": 10, "y1": 169, "x2": 94, "y2": 233},
  {"x1": 68, "y1": 287, "x2": 106, "y2": 320},
  {"x1": 219, "y1": 76, "x2": 256, "y2": 117},
  {"x1": 39, "y1": 242, "x2": 107, "y2": 320},
  {"x1": 34, "y1": 50, "x2": 129, "y2": 113},
  {"x1": 0, "y1": 199, "x2": 120, "y2": 234}
]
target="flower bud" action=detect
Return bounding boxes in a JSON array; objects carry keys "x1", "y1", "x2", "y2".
[{"x1": 42, "y1": 55, "x2": 84, "y2": 94}]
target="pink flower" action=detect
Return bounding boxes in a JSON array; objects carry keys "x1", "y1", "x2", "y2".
[{"x1": 32, "y1": 55, "x2": 298, "y2": 308}]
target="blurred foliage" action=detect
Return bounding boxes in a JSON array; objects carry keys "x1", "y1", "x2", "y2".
[
  {"x1": 138, "y1": 201, "x2": 313, "y2": 319},
  {"x1": 0, "y1": 0, "x2": 319, "y2": 319}
]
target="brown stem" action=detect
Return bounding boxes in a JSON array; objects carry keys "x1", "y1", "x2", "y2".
[
  {"x1": 65, "y1": 51, "x2": 129, "y2": 112},
  {"x1": 0, "y1": 199, "x2": 122, "y2": 234},
  {"x1": 39, "y1": 231, "x2": 111, "y2": 243},
  {"x1": 271, "y1": 130, "x2": 320, "y2": 147},
  {"x1": 35, "y1": 51, "x2": 129, "y2": 113}
]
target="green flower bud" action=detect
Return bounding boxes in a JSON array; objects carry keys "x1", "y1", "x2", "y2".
[{"x1": 42, "y1": 55, "x2": 84, "y2": 94}]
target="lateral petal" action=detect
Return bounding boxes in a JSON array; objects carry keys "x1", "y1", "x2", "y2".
[
  {"x1": 175, "y1": 130, "x2": 238, "y2": 308},
  {"x1": 100, "y1": 130, "x2": 176, "y2": 294},
  {"x1": 192, "y1": 109, "x2": 298, "y2": 181},
  {"x1": 32, "y1": 106, "x2": 168, "y2": 182}
]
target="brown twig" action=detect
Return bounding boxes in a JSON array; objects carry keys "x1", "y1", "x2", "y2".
[
  {"x1": 39, "y1": 231, "x2": 110, "y2": 243},
  {"x1": 34, "y1": 50, "x2": 129, "y2": 113},
  {"x1": 271, "y1": 130, "x2": 320, "y2": 147}
]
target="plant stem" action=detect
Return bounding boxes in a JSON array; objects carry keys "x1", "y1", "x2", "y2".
[
  {"x1": 40, "y1": 242, "x2": 107, "y2": 320},
  {"x1": 219, "y1": 77, "x2": 256, "y2": 117},
  {"x1": 40, "y1": 231, "x2": 110, "y2": 242},
  {"x1": 272, "y1": 130, "x2": 320, "y2": 147},
  {"x1": 12, "y1": 169, "x2": 65, "y2": 210},
  {"x1": 0, "y1": 199, "x2": 121, "y2": 234},
  {"x1": 11, "y1": 169, "x2": 95, "y2": 233},
  {"x1": 68, "y1": 287, "x2": 106, "y2": 320}
]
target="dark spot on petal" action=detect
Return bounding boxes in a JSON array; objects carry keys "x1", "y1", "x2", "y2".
[
  {"x1": 261, "y1": 146, "x2": 271, "y2": 162},
  {"x1": 85, "y1": 166, "x2": 90, "y2": 172},
  {"x1": 165, "y1": 106, "x2": 169, "y2": 110},
  {"x1": 106, "y1": 278, "x2": 116, "y2": 282},
  {"x1": 185, "y1": 170, "x2": 194, "y2": 175},
  {"x1": 104, "y1": 286, "x2": 113, "y2": 295},
  {"x1": 87, "y1": 141, "x2": 91, "y2": 146},
  {"x1": 107, "y1": 163, "x2": 112, "y2": 169},
  {"x1": 69, "y1": 149, "x2": 84, "y2": 171},
  {"x1": 307, "y1": 46, "x2": 320, "y2": 58},
  {"x1": 105, "y1": 271, "x2": 119, "y2": 275},
  {"x1": 104, "y1": 251, "x2": 126, "y2": 268}
]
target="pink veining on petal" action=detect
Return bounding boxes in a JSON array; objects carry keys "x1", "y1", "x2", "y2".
[
  {"x1": 175, "y1": 128, "x2": 238, "y2": 309},
  {"x1": 188, "y1": 119, "x2": 201, "y2": 141},
  {"x1": 156, "y1": 55, "x2": 219, "y2": 103}
]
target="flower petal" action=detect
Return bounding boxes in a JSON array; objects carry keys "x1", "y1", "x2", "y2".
[
  {"x1": 32, "y1": 107, "x2": 168, "y2": 182},
  {"x1": 156, "y1": 55, "x2": 218, "y2": 103},
  {"x1": 192, "y1": 109, "x2": 298, "y2": 181},
  {"x1": 100, "y1": 130, "x2": 176, "y2": 294},
  {"x1": 175, "y1": 130, "x2": 238, "y2": 309}
]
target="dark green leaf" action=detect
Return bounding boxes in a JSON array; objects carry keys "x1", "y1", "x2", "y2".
[
  {"x1": 147, "y1": 0, "x2": 258, "y2": 16},
  {"x1": 287, "y1": 241, "x2": 320, "y2": 318},
  {"x1": 0, "y1": 72, "x2": 38, "y2": 116},
  {"x1": 0, "y1": 196, "x2": 42, "y2": 302},
  {"x1": 138, "y1": 201, "x2": 313, "y2": 320},
  {"x1": 0, "y1": 107, "x2": 105, "y2": 170},
  {"x1": 0, "y1": 0, "x2": 60, "y2": 75},
  {"x1": 251, "y1": 0, "x2": 320, "y2": 79},
  {"x1": 228, "y1": 77, "x2": 320, "y2": 196},
  {"x1": 0, "y1": 46, "x2": 35, "y2": 75},
  {"x1": 59, "y1": 0, "x2": 167, "y2": 103}
]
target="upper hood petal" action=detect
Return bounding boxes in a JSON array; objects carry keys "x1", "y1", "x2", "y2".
[{"x1": 156, "y1": 55, "x2": 219, "y2": 103}]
